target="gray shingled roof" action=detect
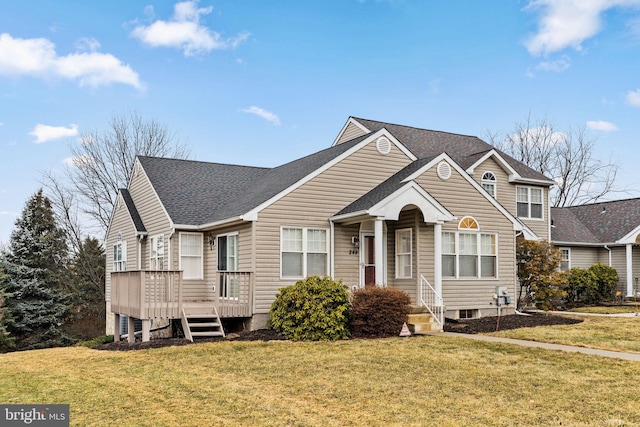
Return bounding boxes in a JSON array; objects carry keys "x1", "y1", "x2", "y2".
[
  {"x1": 336, "y1": 158, "x2": 435, "y2": 216},
  {"x1": 138, "y1": 136, "x2": 364, "y2": 226},
  {"x1": 551, "y1": 198, "x2": 640, "y2": 243},
  {"x1": 352, "y1": 117, "x2": 552, "y2": 183},
  {"x1": 120, "y1": 188, "x2": 146, "y2": 233}
]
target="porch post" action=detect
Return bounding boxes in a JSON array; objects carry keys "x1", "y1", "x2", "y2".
[
  {"x1": 374, "y1": 217, "x2": 385, "y2": 286},
  {"x1": 127, "y1": 317, "x2": 136, "y2": 344},
  {"x1": 627, "y1": 244, "x2": 634, "y2": 297},
  {"x1": 141, "y1": 319, "x2": 151, "y2": 342},
  {"x1": 113, "y1": 313, "x2": 121, "y2": 342},
  {"x1": 433, "y1": 223, "x2": 443, "y2": 306}
]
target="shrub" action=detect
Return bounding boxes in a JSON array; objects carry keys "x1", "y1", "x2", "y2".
[
  {"x1": 75, "y1": 335, "x2": 114, "y2": 348},
  {"x1": 350, "y1": 286, "x2": 411, "y2": 338},
  {"x1": 589, "y1": 263, "x2": 619, "y2": 301},
  {"x1": 268, "y1": 276, "x2": 350, "y2": 341},
  {"x1": 564, "y1": 268, "x2": 598, "y2": 304}
]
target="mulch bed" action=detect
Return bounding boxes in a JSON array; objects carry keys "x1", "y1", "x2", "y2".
[
  {"x1": 444, "y1": 313, "x2": 583, "y2": 334},
  {"x1": 95, "y1": 314, "x2": 583, "y2": 351}
]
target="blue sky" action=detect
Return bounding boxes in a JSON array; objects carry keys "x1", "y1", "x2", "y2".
[{"x1": 1, "y1": 0, "x2": 640, "y2": 244}]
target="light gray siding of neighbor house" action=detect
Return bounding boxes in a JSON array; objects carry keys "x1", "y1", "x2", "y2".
[
  {"x1": 414, "y1": 161, "x2": 517, "y2": 317},
  {"x1": 471, "y1": 156, "x2": 550, "y2": 241},
  {"x1": 562, "y1": 246, "x2": 601, "y2": 269},
  {"x1": 253, "y1": 139, "x2": 414, "y2": 313}
]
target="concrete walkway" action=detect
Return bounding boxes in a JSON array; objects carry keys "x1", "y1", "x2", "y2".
[{"x1": 435, "y1": 332, "x2": 640, "y2": 361}]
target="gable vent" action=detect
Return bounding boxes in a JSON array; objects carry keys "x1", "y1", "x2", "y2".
[
  {"x1": 437, "y1": 161, "x2": 452, "y2": 180},
  {"x1": 376, "y1": 137, "x2": 391, "y2": 155}
]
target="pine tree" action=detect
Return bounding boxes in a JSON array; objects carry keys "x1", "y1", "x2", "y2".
[
  {"x1": 0, "y1": 189, "x2": 73, "y2": 350},
  {"x1": 0, "y1": 267, "x2": 15, "y2": 352}
]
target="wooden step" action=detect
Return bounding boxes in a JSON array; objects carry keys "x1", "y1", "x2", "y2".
[
  {"x1": 181, "y1": 306, "x2": 225, "y2": 341},
  {"x1": 191, "y1": 331, "x2": 225, "y2": 337}
]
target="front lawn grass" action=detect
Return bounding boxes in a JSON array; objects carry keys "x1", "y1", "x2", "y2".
[
  {"x1": 568, "y1": 305, "x2": 640, "y2": 314},
  {"x1": 490, "y1": 315, "x2": 640, "y2": 354},
  {"x1": 2, "y1": 336, "x2": 640, "y2": 426}
]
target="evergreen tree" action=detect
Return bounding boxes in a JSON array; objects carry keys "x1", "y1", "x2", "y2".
[
  {"x1": 65, "y1": 237, "x2": 106, "y2": 339},
  {"x1": 0, "y1": 189, "x2": 73, "y2": 350},
  {"x1": 0, "y1": 267, "x2": 15, "y2": 352}
]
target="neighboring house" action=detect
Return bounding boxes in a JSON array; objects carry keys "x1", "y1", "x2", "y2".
[
  {"x1": 105, "y1": 116, "x2": 556, "y2": 342},
  {"x1": 551, "y1": 198, "x2": 640, "y2": 297}
]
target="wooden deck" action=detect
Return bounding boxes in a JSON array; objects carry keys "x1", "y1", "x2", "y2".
[{"x1": 110, "y1": 270, "x2": 253, "y2": 320}]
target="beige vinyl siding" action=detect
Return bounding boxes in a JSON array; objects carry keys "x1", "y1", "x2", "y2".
[
  {"x1": 335, "y1": 121, "x2": 368, "y2": 145},
  {"x1": 387, "y1": 209, "x2": 420, "y2": 301},
  {"x1": 333, "y1": 223, "x2": 360, "y2": 287},
  {"x1": 472, "y1": 157, "x2": 550, "y2": 240},
  {"x1": 610, "y1": 247, "x2": 628, "y2": 294},
  {"x1": 564, "y1": 246, "x2": 600, "y2": 269},
  {"x1": 414, "y1": 162, "x2": 516, "y2": 312},
  {"x1": 254, "y1": 140, "x2": 414, "y2": 313},
  {"x1": 105, "y1": 197, "x2": 137, "y2": 301},
  {"x1": 168, "y1": 223, "x2": 254, "y2": 301}
]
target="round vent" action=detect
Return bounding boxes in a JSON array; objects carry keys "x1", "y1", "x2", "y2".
[
  {"x1": 376, "y1": 137, "x2": 391, "y2": 155},
  {"x1": 437, "y1": 161, "x2": 452, "y2": 180}
]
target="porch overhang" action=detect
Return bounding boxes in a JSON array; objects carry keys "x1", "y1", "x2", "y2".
[{"x1": 331, "y1": 181, "x2": 455, "y2": 224}]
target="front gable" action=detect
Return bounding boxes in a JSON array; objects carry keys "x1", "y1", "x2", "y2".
[{"x1": 332, "y1": 117, "x2": 370, "y2": 146}]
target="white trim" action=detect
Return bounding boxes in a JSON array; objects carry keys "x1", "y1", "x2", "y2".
[
  {"x1": 441, "y1": 230, "x2": 498, "y2": 279},
  {"x1": 618, "y1": 224, "x2": 640, "y2": 244},
  {"x1": 559, "y1": 247, "x2": 571, "y2": 272},
  {"x1": 245, "y1": 129, "x2": 417, "y2": 221},
  {"x1": 516, "y1": 186, "x2": 544, "y2": 221},
  {"x1": 466, "y1": 149, "x2": 519, "y2": 180},
  {"x1": 481, "y1": 171, "x2": 497, "y2": 198},
  {"x1": 627, "y1": 244, "x2": 634, "y2": 297},
  {"x1": 368, "y1": 182, "x2": 455, "y2": 224},
  {"x1": 132, "y1": 157, "x2": 175, "y2": 229},
  {"x1": 105, "y1": 191, "x2": 147, "y2": 247},
  {"x1": 331, "y1": 117, "x2": 370, "y2": 146},
  {"x1": 401, "y1": 153, "x2": 537, "y2": 237},
  {"x1": 150, "y1": 234, "x2": 165, "y2": 270}
]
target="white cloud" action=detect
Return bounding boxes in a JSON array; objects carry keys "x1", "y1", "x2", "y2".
[
  {"x1": 525, "y1": 0, "x2": 640, "y2": 56},
  {"x1": 241, "y1": 106, "x2": 281, "y2": 125},
  {"x1": 586, "y1": 120, "x2": 618, "y2": 131},
  {"x1": 131, "y1": 1, "x2": 250, "y2": 56},
  {"x1": 30, "y1": 124, "x2": 78, "y2": 144},
  {"x1": 0, "y1": 33, "x2": 143, "y2": 89},
  {"x1": 535, "y1": 55, "x2": 571, "y2": 72},
  {"x1": 627, "y1": 89, "x2": 640, "y2": 106}
]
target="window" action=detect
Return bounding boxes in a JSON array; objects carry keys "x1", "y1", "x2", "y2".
[
  {"x1": 113, "y1": 240, "x2": 127, "y2": 272},
  {"x1": 281, "y1": 227, "x2": 328, "y2": 278},
  {"x1": 442, "y1": 230, "x2": 497, "y2": 279},
  {"x1": 560, "y1": 248, "x2": 570, "y2": 272},
  {"x1": 395, "y1": 229, "x2": 412, "y2": 279},
  {"x1": 481, "y1": 171, "x2": 496, "y2": 198},
  {"x1": 517, "y1": 187, "x2": 543, "y2": 219},
  {"x1": 150, "y1": 235, "x2": 164, "y2": 270},
  {"x1": 459, "y1": 309, "x2": 476, "y2": 319},
  {"x1": 179, "y1": 233, "x2": 203, "y2": 280},
  {"x1": 218, "y1": 233, "x2": 238, "y2": 298}
]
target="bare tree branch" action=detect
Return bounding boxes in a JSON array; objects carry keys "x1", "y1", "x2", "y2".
[{"x1": 486, "y1": 114, "x2": 621, "y2": 207}]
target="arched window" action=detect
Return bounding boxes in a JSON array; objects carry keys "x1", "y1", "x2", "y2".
[
  {"x1": 481, "y1": 171, "x2": 496, "y2": 198},
  {"x1": 458, "y1": 216, "x2": 479, "y2": 230}
]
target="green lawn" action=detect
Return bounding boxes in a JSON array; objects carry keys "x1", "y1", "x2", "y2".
[{"x1": 2, "y1": 335, "x2": 640, "y2": 426}]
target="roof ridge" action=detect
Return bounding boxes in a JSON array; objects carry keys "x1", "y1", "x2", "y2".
[
  {"x1": 137, "y1": 155, "x2": 270, "y2": 170},
  {"x1": 352, "y1": 116, "x2": 483, "y2": 140},
  {"x1": 561, "y1": 196, "x2": 640, "y2": 209}
]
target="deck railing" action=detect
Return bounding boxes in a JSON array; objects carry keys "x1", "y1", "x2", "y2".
[
  {"x1": 110, "y1": 270, "x2": 253, "y2": 320},
  {"x1": 217, "y1": 271, "x2": 253, "y2": 317},
  {"x1": 419, "y1": 275, "x2": 444, "y2": 328},
  {"x1": 111, "y1": 270, "x2": 183, "y2": 319}
]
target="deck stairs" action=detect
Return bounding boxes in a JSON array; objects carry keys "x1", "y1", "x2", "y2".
[
  {"x1": 407, "y1": 306, "x2": 443, "y2": 334},
  {"x1": 181, "y1": 303, "x2": 225, "y2": 342}
]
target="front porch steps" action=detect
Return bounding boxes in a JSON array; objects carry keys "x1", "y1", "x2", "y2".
[
  {"x1": 407, "y1": 306, "x2": 443, "y2": 334},
  {"x1": 181, "y1": 303, "x2": 225, "y2": 342}
]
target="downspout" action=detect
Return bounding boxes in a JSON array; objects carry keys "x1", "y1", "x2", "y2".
[
  {"x1": 330, "y1": 220, "x2": 335, "y2": 279},
  {"x1": 167, "y1": 229, "x2": 175, "y2": 269},
  {"x1": 604, "y1": 245, "x2": 612, "y2": 267}
]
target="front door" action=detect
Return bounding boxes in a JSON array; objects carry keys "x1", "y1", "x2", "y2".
[
  {"x1": 217, "y1": 234, "x2": 238, "y2": 299},
  {"x1": 362, "y1": 234, "x2": 375, "y2": 287}
]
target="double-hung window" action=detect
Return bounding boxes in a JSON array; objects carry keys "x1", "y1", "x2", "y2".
[
  {"x1": 113, "y1": 240, "x2": 127, "y2": 272},
  {"x1": 516, "y1": 187, "x2": 543, "y2": 219},
  {"x1": 442, "y1": 217, "x2": 497, "y2": 279},
  {"x1": 179, "y1": 233, "x2": 203, "y2": 280},
  {"x1": 481, "y1": 171, "x2": 496, "y2": 198},
  {"x1": 395, "y1": 228, "x2": 412, "y2": 279},
  {"x1": 559, "y1": 248, "x2": 570, "y2": 272},
  {"x1": 281, "y1": 227, "x2": 328, "y2": 279},
  {"x1": 150, "y1": 235, "x2": 164, "y2": 270}
]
